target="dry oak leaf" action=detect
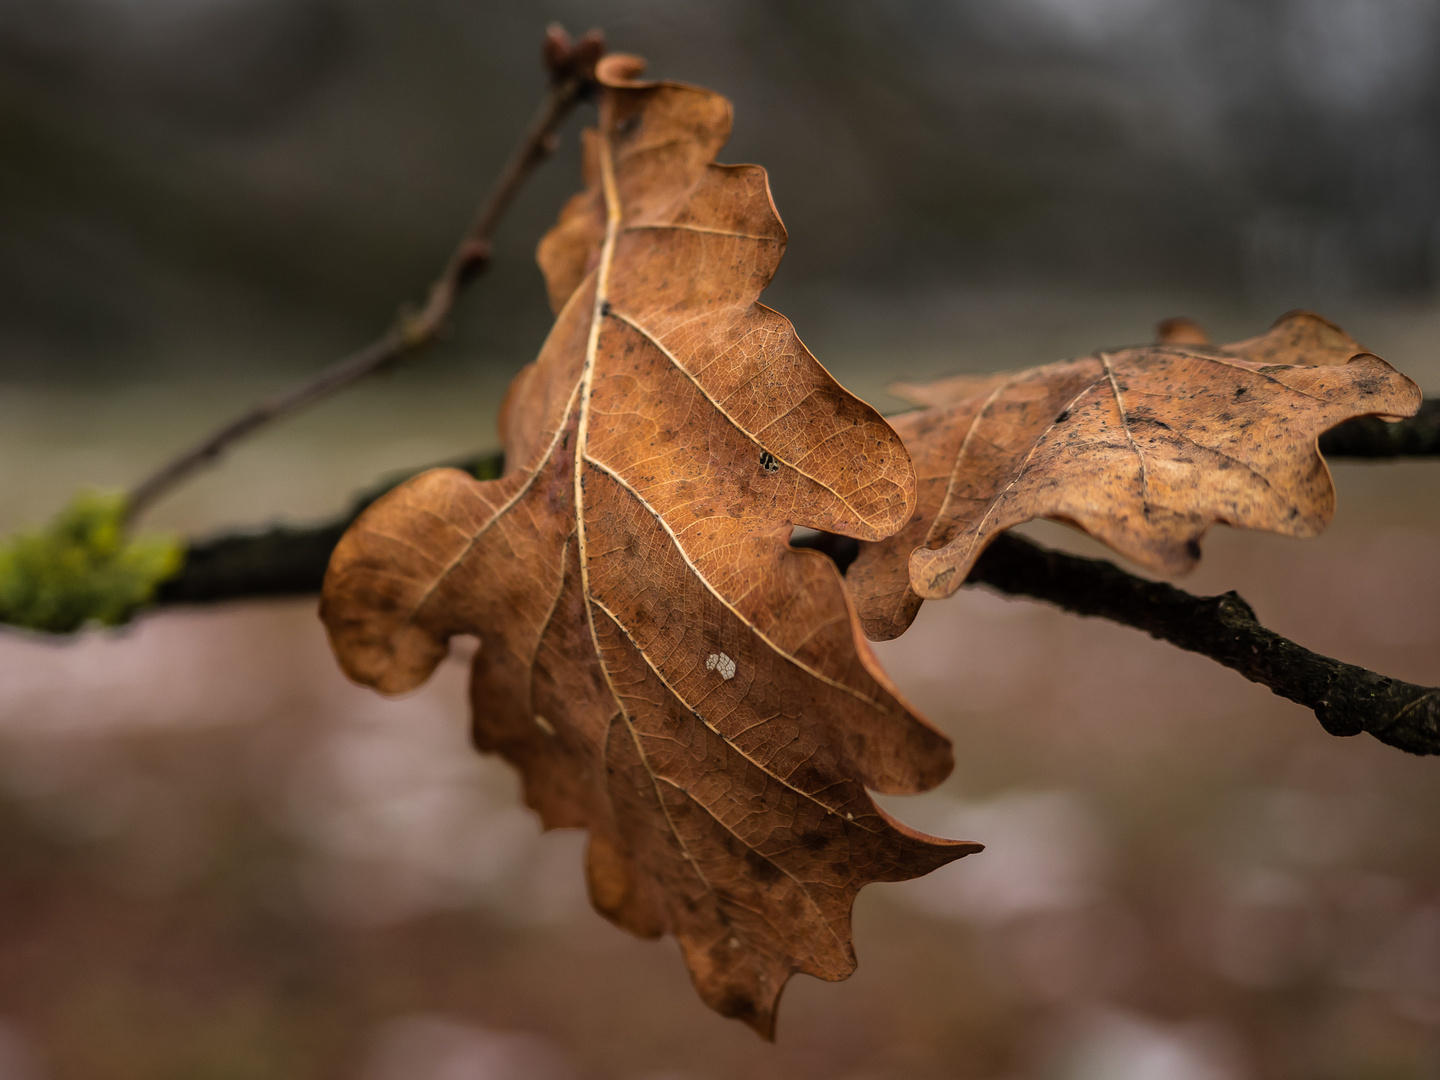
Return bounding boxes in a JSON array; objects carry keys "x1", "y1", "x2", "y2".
[
  {"x1": 320, "y1": 55, "x2": 977, "y2": 1038},
  {"x1": 849, "y1": 313, "x2": 1421, "y2": 641}
]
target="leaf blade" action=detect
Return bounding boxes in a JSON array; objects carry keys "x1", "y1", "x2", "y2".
[{"x1": 849, "y1": 322, "x2": 1422, "y2": 641}]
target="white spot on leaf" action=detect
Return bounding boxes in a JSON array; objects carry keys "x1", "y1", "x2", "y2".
[{"x1": 706, "y1": 652, "x2": 736, "y2": 680}]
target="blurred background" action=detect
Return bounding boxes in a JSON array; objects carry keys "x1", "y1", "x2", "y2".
[{"x1": 2, "y1": 1, "x2": 1440, "y2": 1077}]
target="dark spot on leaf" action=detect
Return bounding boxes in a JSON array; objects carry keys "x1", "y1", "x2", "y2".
[
  {"x1": 600, "y1": 300, "x2": 613, "y2": 316},
  {"x1": 745, "y1": 848, "x2": 782, "y2": 883},
  {"x1": 800, "y1": 829, "x2": 829, "y2": 852}
]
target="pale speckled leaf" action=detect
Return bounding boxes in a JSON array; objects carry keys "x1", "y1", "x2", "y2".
[{"x1": 849, "y1": 315, "x2": 1421, "y2": 641}]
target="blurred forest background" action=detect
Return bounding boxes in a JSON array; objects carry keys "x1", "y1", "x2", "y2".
[{"x1": 2, "y1": 1, "x2": 1440, "y2": 1078}]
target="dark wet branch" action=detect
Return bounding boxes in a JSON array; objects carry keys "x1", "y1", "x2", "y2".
[
  {"x1": 156, "y1": 453, "x2": 504, "y2": 605},
  {"x1": 1320, "y1": 398, "x2": 1440, "y2": 457},
  {"x1": 967, "y1": 533, "x2": 1440, "y2": 756},
  {"x1": 153, "y1": 450, "x2": 1438, "y2": 757}
]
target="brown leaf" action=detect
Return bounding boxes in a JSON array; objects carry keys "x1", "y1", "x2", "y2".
[
  {"x1": 848, "y1": 315, "x2": 1421, "y2": 641},
  {"x1": 320, "y1": 55, "x2": 976, "y2": 1038}
]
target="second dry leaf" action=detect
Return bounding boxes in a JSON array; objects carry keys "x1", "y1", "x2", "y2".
[{"x1": 849, "y1": 311, "x2": 1421, "y2": 641}]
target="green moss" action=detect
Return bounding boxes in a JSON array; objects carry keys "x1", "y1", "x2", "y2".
[{"x1": 0, "y1": 491, "x2": 184, "y2": 633}]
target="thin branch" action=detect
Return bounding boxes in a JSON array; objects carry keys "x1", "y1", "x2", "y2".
[
  {"x1": 149, "y1": 454, "x2": 1439, "y2": 757},
  {"x1": 124, "y1": 26, "x2": 605, "y2": 525},
  {"x1": 1320, "y1": 398, "x2": 1440, "y2": 457},
  {"x1": 968, "y1": 532, "x2": 1440, "y2": 756}
]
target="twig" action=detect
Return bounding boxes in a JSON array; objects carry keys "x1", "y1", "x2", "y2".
[
  {"x1": 124, "y1": 26, "x2": 605, "y2": 525},
  {"x1": 968, "y1": 533, "x2": 1440, "y2": 756},
  {"x1": 1319, "y1": 398, "x2": 1440, "y2": 457}
]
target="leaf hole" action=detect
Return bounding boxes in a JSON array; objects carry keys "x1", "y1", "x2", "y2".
[{"x1": 758, "y1": 450, "x2": 779, "y2": 473}]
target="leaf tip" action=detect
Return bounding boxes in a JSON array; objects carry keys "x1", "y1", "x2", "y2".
[{"x1": 1341, "y1": 352, "x2": 1423, "y2": 418}]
